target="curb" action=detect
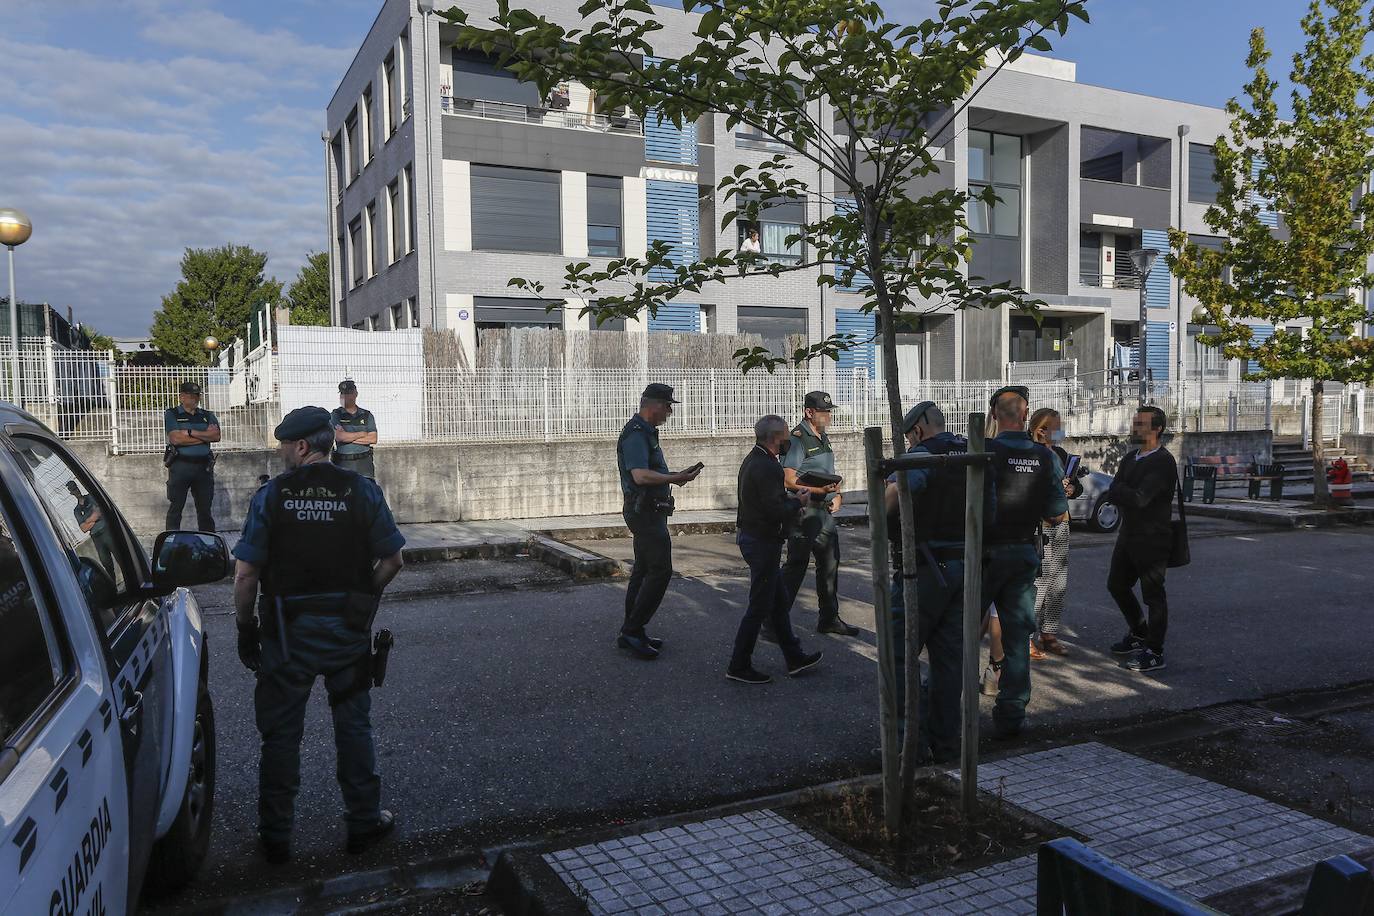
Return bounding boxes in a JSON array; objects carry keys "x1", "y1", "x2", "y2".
[
  {"x1": 487, "y1": 849, "x2": 591, "y2": 915},
  {"x1": 1186, "y1": 502, "x2": 1374, "y2": 528},
  {"x1": 401, "y1": 537, "x2": 623, "y2": 581}
]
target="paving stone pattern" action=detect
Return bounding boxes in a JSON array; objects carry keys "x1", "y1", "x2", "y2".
[{"x1": 544, "y1": 742, "x2": 1370, "y2": 915}]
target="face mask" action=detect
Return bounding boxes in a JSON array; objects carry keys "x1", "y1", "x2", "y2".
[
  {"x1": 1050, "y1": 430, "x2": 1066, "y2": 443},
  {"x1": 777, "y1": 439, "x2": 791, "y2": 457}
]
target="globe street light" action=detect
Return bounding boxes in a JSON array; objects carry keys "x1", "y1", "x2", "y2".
[
  {"x1": 0, "y1": 208, "x2": 33, "y2": 405},
  {"x1": 1128, "y1": 247, "x2": 1160, "y2": 406}
]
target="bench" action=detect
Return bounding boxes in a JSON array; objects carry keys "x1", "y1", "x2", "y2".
[
  {"x1": 1247, "y1": 462, "x2": 1285, "y2": 501},
  {"x1": 1184, "y1": 455, "x2": 1249, "y2": 504}
]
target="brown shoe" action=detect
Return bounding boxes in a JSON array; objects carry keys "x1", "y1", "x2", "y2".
[
  {"x1": 1040, "y1": 635, "x2": 1069, "y2": 656},
  {"x1": 1029, "y1": 639, "x2": 1047, "y2": 661}
]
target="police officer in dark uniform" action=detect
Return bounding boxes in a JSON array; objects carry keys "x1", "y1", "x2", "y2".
[
  {"x1": 982, "y1": 386, "x2": 1068, "y2": 738},
  {"x1": 781, "y1": 391, "x2": 859, "y2": 636},
  {"x1": 332, "y1": 379, "x2": 379, "y2": 479},
  {"x1": 164, "y1": 381, "x2": 220, "y2": 531},
  {"x1": 616, "y1": 383, "x2": 702, "y2": 660},
  {"x1": 882, "y1": 402, "x2": 971, "y2": 761},
  {"x1": 232, "y1": 406, "x2": 406, "y2": 864},
  {"x1": 67, "y1": 480, "x2": 117, "y2": 581}
]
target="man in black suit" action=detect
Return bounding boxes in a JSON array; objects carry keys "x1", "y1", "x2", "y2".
[
  {"x1": 1106, "y1": 405, "x2": 1179, "y2": 674},
  {"x1": 728, "y1": 415, "x2": 824, "y2": 685}
]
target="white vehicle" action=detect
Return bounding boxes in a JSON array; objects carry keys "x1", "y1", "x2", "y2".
[{"x1": 0, "y1": 405, "x2": 227, "y2": 914}]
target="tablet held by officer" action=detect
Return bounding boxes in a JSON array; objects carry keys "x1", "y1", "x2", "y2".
[
  {"x1": 232, "y1": 406, "x2": 406, "y2": 865},
  {"x1": 781, "y1": 390, "x2": 860, "y2": 637},
  {"x1": 164, "y1": 380, "x2": 220, "y2": 532},
  {"x1": 332, "y1": 379, "x2": 379, "y2": 478},
  {"x1": 982, "y1": 386, "x2": 1068, "y2": 739},
  {"x1": 616, "y1": 383, "x2": 702, "y2": 660}
]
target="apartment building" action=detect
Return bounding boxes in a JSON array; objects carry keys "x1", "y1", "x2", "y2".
[{"x1": 326, "y1": 0, "x2": 1271, "y2": 386}]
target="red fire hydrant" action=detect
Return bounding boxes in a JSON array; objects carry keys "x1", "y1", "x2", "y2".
[{"x1": 1327, "y1": 458, "x2": 1354, "y2": 506}]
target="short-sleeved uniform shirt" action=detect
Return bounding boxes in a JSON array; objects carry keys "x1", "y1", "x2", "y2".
[
  {"x1": 330, "y1": 406, "x2": 378, "y2": 455},
  {"x1": 783, "y1": 421, "x2": 837, "y2": 504},
  {"x1": 618, "y1": 414, "x2": 670, "y2": 500},
  {"x1": 164, "y1": 406, "x2": 219, "y2": 457},
  {"x1": 231, "y1": 469, "x2": 405, "y2": 568},
  {"x1": 987, "y1": 430, "x2": 1068, "y2": 560},
  {"x1": 72, "y1": 495, "x2": 107, "y2": 538}
]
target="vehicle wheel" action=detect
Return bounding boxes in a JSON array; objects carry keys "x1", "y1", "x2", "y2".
[
  {"x1": 1089, "y1": 498, "x2": 1121, "y2": 534},
  {"x1": 144, "y1": 685, "x2": 215, "y2": 896}
]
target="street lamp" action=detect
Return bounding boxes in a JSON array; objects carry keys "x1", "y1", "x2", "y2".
[
  {"x1": 1128, "y1": 247, "x2": 1160, "y2": 406},
  {"x1": 0, "y1": 207, "x2": 33, "y2": 404}
]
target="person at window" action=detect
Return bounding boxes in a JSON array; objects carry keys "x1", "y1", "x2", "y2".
[
  {"x1": 1028, "y1": 409, "x2": 1083, "y2": 659},
  {"x1": 332, "y1": 380, "x2": 379, "y2": 479},
  {"x1": 164, "y1": 381, "x2": 220, "y2": 532},
  {"x1": 739, "y1": 227, "x2": 762, "y2": 255},
  {"x1": 67, "y1": 480, "x2": 117, "y2": 582}
]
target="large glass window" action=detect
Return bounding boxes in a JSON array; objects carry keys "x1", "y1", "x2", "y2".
[
  {"x1": 366, "y1": 202, "x2": 380, "y2": 277},
  {"x1": 349, "y1": 217, "x2": 364, "y2": 286},
  {"x1": 400, "y1": 27, "x2": 412, "y2": 115},
  {"x1": 405, "y1": 165, "x2": 416, "y2": 254},
  {"x1": 451, "y1": 50, "x2": 542, "y2": 106},
  {"x1": 737, "y1": 195, "x2": 805, "y2": 266},
  {"x1": 737, "y1": 306, "x2": 807, "y2": 356},
  {"x1": 384, "y1": 52, "x2": 398, "y2": 138},
  {"x1": 470, "y1": 165, "x2": 562, "y2": 253},
  {"x1": 362, "y1": 86, "x2": 374, "y2": 164},
  {"x1": 474, "y1": 297, "x2": 564, "y2": 330},
  {"x1": 346, "y1": 110, "x2": 360, "y2": 183},
  {"x1": 1189, "y1": 143, "x2": 1220, "y2": 204},
  {"x1": 968, "y1": 129, "x2": 1021, "y2": 239},
  {"x1": 388, "y1": 180, "x2": 403, "y2": 263},
  {"x1": 587, "y1": 176, "x2": 623, "y2": 257},
  {"x1": 0, "y1": 507, "x2": 63, "y2": 747}
]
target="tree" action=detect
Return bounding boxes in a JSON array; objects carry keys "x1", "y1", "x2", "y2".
[
  {"x1": 286, "y1": 252, "x2": 332, "y2": 327},
  {"x1": 1168, "y1": 0, "x2": 1374, "y2": 508},
  {"x1": 149, "y1": 245, "x2": 283, "y2": 365},
  {"x1": 446, "y1": 0, "x2": 1087, "y2": 833},
  {"x1": 83, "y1": 327, "x2": 119, "y2": 355}
]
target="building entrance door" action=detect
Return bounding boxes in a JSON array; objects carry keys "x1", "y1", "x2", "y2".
[{"x1": 1010, "y1": 315, "x2": 1063, "y2": 363}]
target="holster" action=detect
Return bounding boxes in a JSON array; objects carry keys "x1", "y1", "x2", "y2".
[
  {"x1": 372, "y1": 629, "x2": 394, "y2": 687},
  {"x1": 632, "y1": 491, "x2": 675, "y2": 516}
]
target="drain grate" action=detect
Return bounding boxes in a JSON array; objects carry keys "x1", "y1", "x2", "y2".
[{"x1": 1196, "y1": 703, "x2": 1321, "y2": 737}]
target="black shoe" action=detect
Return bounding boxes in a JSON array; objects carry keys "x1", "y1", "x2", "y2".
[
  {"x1": 646, "y1": 635, "x2": 664, "y2": 651},
  {"x1": 1126, "y1": 649, "x2": 1167, "y2": 673},
  {"x1": 616, "y1": 634, "x2": 660, "y2": 660},
  {"x1": 787, "y1": 651, "x2": 824, "y2": 677},
  {"x1": 817, "y1": 617, "x2": 860, "y2": 636},
  {"x1": 727, "y1": 667, "x2": 772, "y2": 685},
  {"x1": 347, "y1": 810, "x2": 396, "y2": 854},
  {"x1": 260, "y1": 837, "x2": 291, "y2": 865},
  {"x1": 1110, "y1": 633, "x2": 1147, "y2": 656},
  {"x1": 992, "y1": 722, "x2": 1023, "y2": 740}
]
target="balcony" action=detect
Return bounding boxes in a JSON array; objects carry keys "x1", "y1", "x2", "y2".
[
  {"x1": 1079, "y1": 179, "x2": 1170, "y2": 228},
  {"x1": 1080, "y1": 269, "x2": 1142, "y2": 290},
  {"x1": 441, "y1": 95, "x2": 643, "y2": 136}
]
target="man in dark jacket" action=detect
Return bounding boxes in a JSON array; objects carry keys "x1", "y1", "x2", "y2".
[
  {"x1": 1106, "y1": 405, "x2": 1178, "y2": 673},
  {"x1": 728, "y1": 415, "x2": 824, "y2": 685}
]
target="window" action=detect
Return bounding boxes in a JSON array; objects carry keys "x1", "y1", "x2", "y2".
[
  {"x1": 388, "y1": 179, "x2": 403, "y2": 263},
  {"x1": 0, "y1": 506, "x2": 64, "y2": 747},
  {"x1": 452, "y1": 50, "x2": 542, "y2": 106},
  {"x1": 367, "y1": 314, "x2": 378, "y2": 331},
  {"x1": 346, "y1": 109, "x2": 361, "y2": 182},
  {"x1": 362, "y1": 86, "x2": 374, "y2": 164},
  {"x1": 474, "y1": 297, "x2": 564, "y2": 329},
  {"x1": 968, "y1": 130, "x2": 1021, "y2": 238},
  {"x1": 337, "y1": 233, "x2": 349, "y2": 291},
  {"x1": 470, "y1": 165, "x2": 561, "y2": 253},
  {"x1": 390, "y1": 303, "x2": 403, "y2": 329},
  {"x1": 331, "y1": 134, "x2": 345, "y2": 195},
  {"x1": 405, "y1": 165, "x2": 416, "y2": 254},
  {"x1": 400, "y1": 27, "x2": 412, "y2": 116},
  {"x1": 587, "y1": 175, "x2": 623, "y2": 257},
  {"x1": 384, "y1": 51, "x2": 398, "y2": 138},
  {"x1": 1188, "y1": 233, "x2": 1231, "y2": 283},
  {"x1": 1081, "y1": 152, "x2": 1123, "y2": 182},
  {"x1": 13, "y1": 437, "x2": 133, "y2": 633},
  {"x1": 737, "y1": 195, "x2": 805, "y2": 265},
  {"x1": 1190, "y1": 143, "x2": 1220, "y2": 204},
  {"x1": 349, "y1": 217, "x2": 364, "y2": 286},
  {"x1": 366, "y1": 202, "x2": 379, "y2": 278},
  {"x1": 737, "y1": 305, "x2": 807, "y2": 356}
]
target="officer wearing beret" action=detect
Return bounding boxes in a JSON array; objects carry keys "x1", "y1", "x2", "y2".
[
  {"x1": 615, "y1": 383, "x2": 702, "y2": 660},
  {"x1": 781, "y1": 390, "x2": 859, "y2": 637},
  {"x1": 233, "y1": 406, "x2": 406, "y2": 864},
  {"x1": 164, "y1": 380, "x2": 220, "y2": 531},
  {"x1": 332, "y1": 380, "x2": 379, "y2": 479}
]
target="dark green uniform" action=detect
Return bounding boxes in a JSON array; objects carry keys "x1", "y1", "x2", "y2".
[
  {"x1": 617, "y1": 413, "x2": 673, "y2": 637},
  {"x1": 781, "y1": 420, "x2": 841, "y2": 626},
  {"x1": 331, "y1": 406, "x2": 378, "y2": 478},
  {"x1": 233, "y1": 461, "x2": 404, "y2": 846},
  {"x1": 164, "y1": 405, "x2": 218, "y2": 531}
]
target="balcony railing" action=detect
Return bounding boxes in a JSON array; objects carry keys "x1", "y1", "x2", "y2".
[
  {"x1": 1080, "y1": 270, "x2": 1142, "y2": 290},
  {"x1": 441, "y1": 96, "x2": 643, "y2": 136}
]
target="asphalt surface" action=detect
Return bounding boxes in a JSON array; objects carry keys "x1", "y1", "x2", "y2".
[{"x1": 154, "y1": 518, "x2": 1374, "y2": 909}]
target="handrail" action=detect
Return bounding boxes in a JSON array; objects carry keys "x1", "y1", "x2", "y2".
[{"x1": 441, "y1": 95, "x2": 644, "y2": 136}]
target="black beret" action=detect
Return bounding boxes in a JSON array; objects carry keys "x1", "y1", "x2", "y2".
[{"x1": 274, "y1": 406, "x2": 332, "y2": 441}]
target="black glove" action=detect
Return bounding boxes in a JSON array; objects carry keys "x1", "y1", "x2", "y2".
[{"x1": 237, "y1": 618, "x2": 261, "y2": 672}]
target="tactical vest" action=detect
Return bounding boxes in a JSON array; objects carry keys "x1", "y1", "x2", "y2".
[
  {"x1": 887, "y1": 434, "x2": 971, "y2": 571},
  {"x1": 986, "y1": 438, "x2": 1057, "y2": 545},
  {"x1": 261, "y1": 462, "x2": 374, "y2": 597}
]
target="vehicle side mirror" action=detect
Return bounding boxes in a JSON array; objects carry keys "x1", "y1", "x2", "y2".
[{"x1": 152, "y1": 531, "x2": 231, "y2": 589}]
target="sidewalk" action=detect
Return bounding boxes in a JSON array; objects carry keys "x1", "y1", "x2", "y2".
[{"x1": 535, "y1": 743, "x2": 1369, "y2": 915}]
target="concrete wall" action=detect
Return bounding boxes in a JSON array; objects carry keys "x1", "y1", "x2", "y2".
[
  {"x1": 1064, "y1": 429, "x2": 1270, "y2": 477},
  {"x1": 1346, "y1": 434, "x2": 1374, "y2": 464}
]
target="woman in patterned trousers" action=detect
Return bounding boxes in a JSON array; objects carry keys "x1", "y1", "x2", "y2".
[{"x1": 1030, "y1": 408, "x2": 1082, "y2": 658}]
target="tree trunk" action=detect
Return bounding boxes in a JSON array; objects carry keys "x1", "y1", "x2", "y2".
[{"x1": 1312, "y1": 380, "x2": 1329, "y2": 508}]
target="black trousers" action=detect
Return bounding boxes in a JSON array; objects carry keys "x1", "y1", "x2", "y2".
[
  {"x1": 730, "y1": 532, "x2": 803, "y2": 672},
  {"x1": 782, "y1": 508, "x2": 841, "y2": 623},
  {"x1": 622, "y1": 506, "x2": 673, "y2": 637},
  {"x1": 166, "y1": 460, "x2": 215, "y2": 532},
  {"x1": 1107, "y1": 540, "x2": 1168, "y2": 652}
]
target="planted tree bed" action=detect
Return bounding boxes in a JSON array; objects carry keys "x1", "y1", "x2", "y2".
[{"x1": 784, "y1": 775, "x2": 1066, "y2": 882}]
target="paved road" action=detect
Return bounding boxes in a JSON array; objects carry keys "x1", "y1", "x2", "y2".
[{"x1": 158, "y1": 519, "x2": 1374, "y2": 908}]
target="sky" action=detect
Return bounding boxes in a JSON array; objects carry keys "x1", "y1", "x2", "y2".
[{"x1": 0, "y1": 0, "x2": 1318, "y2": 337}]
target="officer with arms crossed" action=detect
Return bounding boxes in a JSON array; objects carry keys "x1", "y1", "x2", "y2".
[
  {"x1": 332, "y1": 379, "x2": 379, "y2": 478},
  {"x1": 164, "y1": 380, "x2": 220, "y2": 531},
  {"x1": 616, "y1": 383, "x2": 702, "y2": 660},
  {"x1": 781, "y1": 390, "x2": 860, "y2": 636},
  {"x1": 982, "y1": 386, "x2": 1068, "y2": 739},
  {"x1": 233, "y1": 406, "x2": 406, "y2": 864},
  {"x1": 67, "y1": 480, "x2": 118, "y2": 581},
  {"x1": 882, "y1": 401, "x2": 971, "y2": 761}
]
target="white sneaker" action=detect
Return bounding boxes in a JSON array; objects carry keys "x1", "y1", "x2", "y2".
[{"x1": 980, "y1": 663, "x2": 1001, "y2": 697}]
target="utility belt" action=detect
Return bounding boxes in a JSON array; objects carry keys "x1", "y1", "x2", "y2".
[
  {"x1": 915, "y1": 545, "x2": 966, "y2": 565},
  {"x1": 333, "y1": 449, "x2": 374, "y2": 461},
  {"x1": 260, "y1": 590, "x2": 379, "y2": 632},
  {"x1": 175, "y1": 454, "x2": 212, "y2": 464},
  {"x1": 628, "y1": 491, "x2": 675, "y2": 516}
]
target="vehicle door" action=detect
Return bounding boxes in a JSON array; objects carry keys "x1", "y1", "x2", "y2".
[
  {"x1": 0, "y1": 444, "x2": 129, "y2": 916},
  {"x1": 7, "y1": 433, "x2": 170, "y2": 908}
]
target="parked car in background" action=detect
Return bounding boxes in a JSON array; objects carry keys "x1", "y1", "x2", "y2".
[
  {"x1": 0, "y1": 404, "x2": 229, "y2": 915},
  {"x1": 1068, "y1": 468, "x2": 1121, "y2": 533}
]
